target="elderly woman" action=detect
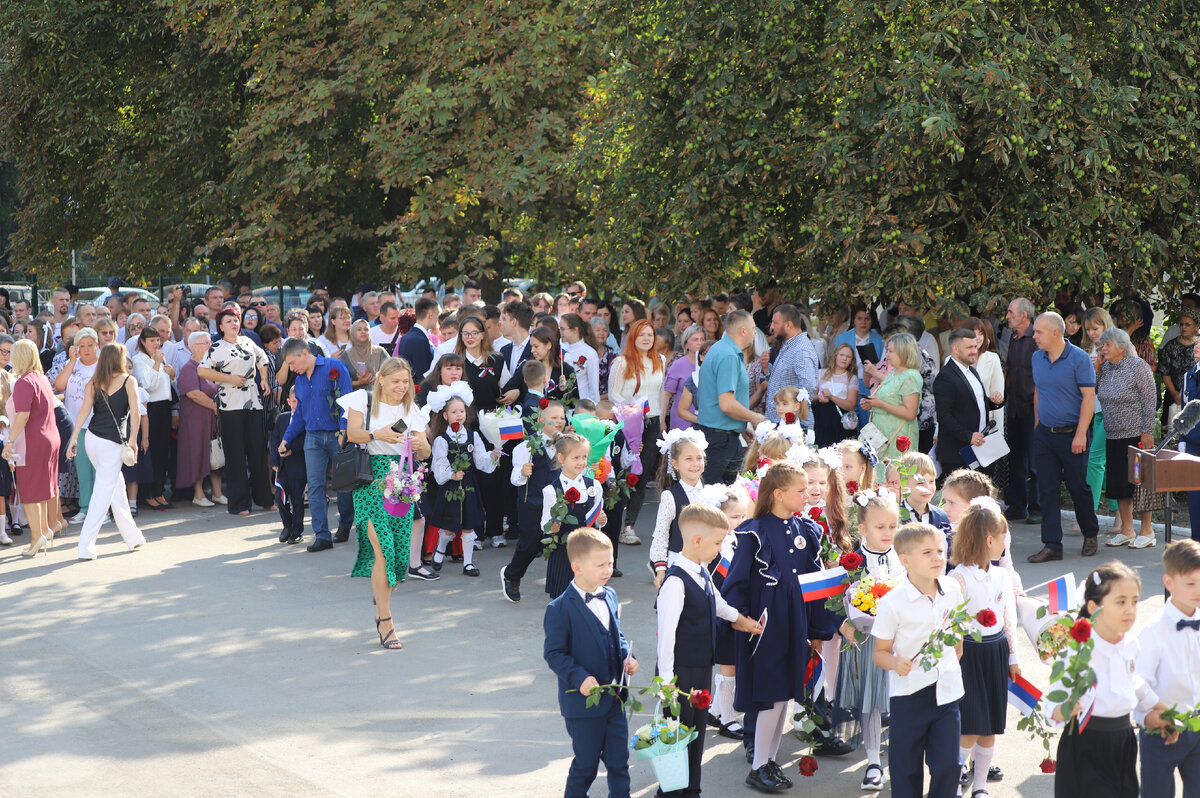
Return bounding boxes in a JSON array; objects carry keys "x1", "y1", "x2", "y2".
[
  {"x1": 663, "y1": 324, "x2": 706, "y2": 431},
  {"x1": 860, "y1": 332, "x2": 922, "y2": 462},
  {"x1": 5, "y1": 339, "x2": 62, "y2": 555},
  {"x1": 177, "y1": 331, "x2": 225, "y2": 507},
  {"x1": 1097, "y1": 327, "x2": 1161, "y2": 549}
]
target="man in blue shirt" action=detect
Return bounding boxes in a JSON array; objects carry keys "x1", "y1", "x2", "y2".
[
  {"x1": 697, "y1": 310, "x2": 765, "y2": 483},
  {"x1": 1027, "y1": 312, "x2": 1099, "y2": 563},
  {"x1": 763, "y1": 303, "x2": 819, "y2": 429},
  {"x1": 277, "y1": 338, "x2": 355, "y2": 552}
]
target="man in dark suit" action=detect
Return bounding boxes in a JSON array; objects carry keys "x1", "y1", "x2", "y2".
[
  {"x1": 395, "y1": 296, "x2": 439, "y2": 379},
  {"x1": 934, "y1": 327, "x2": 1005, "y2": 479}
]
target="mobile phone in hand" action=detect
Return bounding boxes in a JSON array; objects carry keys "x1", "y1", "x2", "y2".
[{"x1": 390, "y1": 418, "x2": 407, "y2": 434}]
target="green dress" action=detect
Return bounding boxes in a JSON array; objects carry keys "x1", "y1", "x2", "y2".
[
  {"x1": 351, "y1": 454, "x2": 414, "y2": 587},
  {"x1": 869, "y1": 368, "x2": 923, "y2": 461}
]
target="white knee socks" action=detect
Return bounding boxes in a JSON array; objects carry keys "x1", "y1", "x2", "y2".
[
  {"x1": 972, "y1": 745, "x2": 995, "y2": 791},
  {"x1": 433, "y1": 530, "x2": 476, "y2": 567},
  {"x1": 714, "y1": 674, "x2": 737, "y2": 725},
  {"x1": 461, "y1": 531, "x2": 476, "y2": 566},
  {"x1": 864, "y1": 708, "x2": 882, "y2": 766},
  {"x1": 433, "y1": 530, "x2": 454, "y2": 563},
  {"x1": 752, "y1": 701, "x2": 789, "y2": 771}
]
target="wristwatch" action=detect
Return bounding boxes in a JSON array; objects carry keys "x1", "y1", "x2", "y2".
[{"x1": 368, "y1": 431, "x2": 375, "y2": 441}]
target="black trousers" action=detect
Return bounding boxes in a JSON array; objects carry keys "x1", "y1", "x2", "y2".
[
  {"x1": 662, "y1": 664, "x2": 712, "y2": 798},
  {"x1": 144, "y1": 399, "x2": 172, "y2": 497},
  {"x1": 276, "y1": 470, "x2": 307, "y2": 536},
  {"x1": 602, "y1": 494, "x2": 626, "y2": 566},
  {"x1": 477, "y1": 466, "x2": 507, "y2": 537},
  {"x1": 504, "y1": 500, "x2": 543, "y2": 583},
  {"x1": 218, "y1": 409, "x2": 273, "y2": 514}
]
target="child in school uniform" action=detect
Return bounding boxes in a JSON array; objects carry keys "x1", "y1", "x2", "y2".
[
  {"x1": 885, "y1": 452, "x2": 948, "y2": 527},
  {"x1": 656, "y1": 503, "x2": 761, "y2": 798},
  {"x1": 501, "y1": 399, "x2": 567, "y2": 603},
  {"x1": 832, "y1": 489, "x2": 903, "y2": 791},
  {"x1": 1138, "y1": 539, "x2": 1200, "y2": 798},
  {"x1": 542, "y1": 433, "x2": 607, "y2": 598},
  {"x1": 520, "y1": 360, "x2": 549, "y2": 431},
  {"x1": 942, "y1": 469, "x2": 1020, "y2": 593},
  {"x1": 1044, "y1": 561, "x2": 1174, "y2": 798},
  {"x1": 721, "y1": 462, "x2": 838, "y2": 793},
  {"x1": 701, "y1": 484, "x2": 752, "y2": 740},
  {"x1": 947, "y1": 499, "x2": 1020, "y2": 798},
  {"x1": 872, "y1": 522, "x2": 967, "y2": 798},
  {"x1": 650, "y1": 428, "x2": 708, "y2": 588},
  {"x1": 426, "y1": 383, "x2": 501, "y2": 576},
  {"x1": 268, "y1": 386, "x2": 307, "y2": 544},
  {"x1": 544, "y1": 528, "x2": 639, "y2": 798}
]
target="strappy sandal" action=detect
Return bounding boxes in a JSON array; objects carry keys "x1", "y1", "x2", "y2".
[{"x1": 375, "y1": 617, "x2": 402, "y2": 650}]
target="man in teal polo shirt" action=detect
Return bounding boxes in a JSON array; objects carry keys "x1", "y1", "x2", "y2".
[{"x1": 698, "y1": 309, "x2": 766, "y2": 483}]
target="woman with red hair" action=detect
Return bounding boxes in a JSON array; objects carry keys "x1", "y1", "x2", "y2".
[{"x1": 608, "y1": 318, "x2": 666, "y2": 545}]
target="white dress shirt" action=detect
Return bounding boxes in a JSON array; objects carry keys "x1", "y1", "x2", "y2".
[
  {"x1": 433, "y1": 335, "x2": 458, "y2": 363},
  {"x1": 563, "y1": 339, "x2": 601, "y2": 404},
  {"x1": 510, "y1": 434, "x2": 556, "y2": 486},
  {"x1": 651, "y1": 479, "x2": 705, "y2": 572},
  {"x1": 131, "y1": 351, "x2": 173, "y2": 403},
  {"x1": 431, "y1": 429, "x2": 498, "y2": 484},
  {"x1": 949, "y1": 564, "x2": 1019, "y2": 665},
  {"x1": 1134, "y1": 600, "x2": 1200, "y2": 724},
  {"x1": 656, "y1": 554, "x2": 738, "y2": 682},
  {"x1": 505, "y1": 333, "x2": 529, "y2": 377},
  {"x1": 572, "y1": 581, "x2": 612, "y2": 631},
  {"x1": 1046, "y1": 632, "x2": 1157, "y2": 727},
  {"x1": 872, "y1": 575, "x2": 966, "y2": 704},
  {"x1": 541, "y1": 473, "x2": 603, "y2": 531}
]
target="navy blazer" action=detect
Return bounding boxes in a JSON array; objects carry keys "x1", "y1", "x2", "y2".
[
  {"x1": 544, "y1": 584, "x2": 632, "y2": 719},
  {"x1": 396, "y1": 327, "x2": 434, "y2": 380}
]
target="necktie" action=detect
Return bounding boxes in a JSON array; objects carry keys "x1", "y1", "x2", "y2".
[
  {"x1": 586, "y1": 591, "x2": 606, "y2": 603},
  {"x1": 700, "y1": 567, "x2": 714, "y2": 597},
  {"x1": 1177, "y1": 619, "x2": 1200, "y2": 631}
]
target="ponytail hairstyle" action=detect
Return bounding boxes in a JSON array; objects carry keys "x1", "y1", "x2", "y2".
[
  {"x1": 855, "y1": 489, "x2": 899, "y2": 530},
  {"x1": 950, "y1": 501, "x2": 1008, "y2": 568},
  {"x1": 742, "y1": 431, "x2": 791, "y2": 473},
  {"x1": 752, "y1": 462, "x2": 806, "y2": 519},
  {"x1": 1079, "y1": 561, "x2": 1140, "y2": 620},
  {"x1": 656, "y1": 435, "x2": 707, "y2": 491},
  {"x1": 803, "y1": 460, "x2": 849, "y2": 552},
  {"x1": 836, "y1": 439, "x2": 871, "y2": 488}
]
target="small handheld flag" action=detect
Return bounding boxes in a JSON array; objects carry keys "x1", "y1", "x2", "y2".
[
  {"x1": 1047, "y1": 573, "x2": 1076, "y2": 614},
  {"x1": 714, "y1": 555, "x2": 731, "y2": 579},
  {"x1": 274, "y1": 477, "x2": 287, "y2": 505},
  {"x1": 804, "y1": 650, "x2": 825, "y2": 701},
  {"x1": 498, "y1": 415, "x2": 524, "y2": 442},
  {"x1": 797, "y1": 566, "x2": 847, "y2": 602},
  {"x1": 585, "y1": 499, "x2": 603, "y2": 527},
  {"x1": 1008, "y1": 675, "x2": 1043, "y2": 717}
]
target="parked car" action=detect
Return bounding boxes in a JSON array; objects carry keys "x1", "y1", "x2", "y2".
[
  {"x1": 400, "y1": 279, "x2": 445, "y2": 307},
  {"x1": 78, "y1": 286, "x2": 163, "y2": 307},
  {"x1": 252, "y1": 286, "x2": 313, "y2": 310}
]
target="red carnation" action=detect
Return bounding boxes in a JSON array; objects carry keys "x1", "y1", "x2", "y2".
[
  {"x1": 1070, "y1": 618, "x2": 1092, "y2": 644},
  {"x1": 846, "y1": 481, "x2": 859, "y2": 494},
  {"x1": 976, "y1": 609, "x2": 998, "y2": 627},
  {"x1": 808, "y1": 506, "x2": 823, "y2": 520},
  {"x1": 450, "y1": 421, "x2": 461, "y2": 433},
  {"x1": 539, "y1": 397, "x2": 550, "y2": 409},
  {"x1": 1039, "y1": 758, "x2": 1057, "y2": 774},
  {"x1": 798, "y1": 755, "x2": 818, "y2": 777},
  {"x1": 895, "y1": 435, "x2": 911, "y2": 453},
  {"x1": 415, "y1": 384, "x2": 422, "y2": 393},
  {"x1": 564, "y1": 487, "x2": 581, "y2": 503},
  {"x1": 870, "y1": 581, "x2": 893, "y2": 599},
  {"x1": 785, "y1": 412, "x2": 797, "y2": 424},
  {"x1": 577, "y1": 355, "x2": 587, "y2": 365},
  {"x1": 626, "y1": 474, "x2": 639, "y2": 487},
  {"x1": 688, "y1": 689, "x2": 712, "y2": 710},
  {"x1": 839, "y1": 551, "x2": 865, "y2": 572}
]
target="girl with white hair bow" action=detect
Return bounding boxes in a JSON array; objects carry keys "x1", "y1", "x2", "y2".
[{"x1": 649, "y1": 428, "x2": 709, "y2": 588}]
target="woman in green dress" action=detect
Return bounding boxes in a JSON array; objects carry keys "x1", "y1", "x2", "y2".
[
  {"x1": 860, "y1": 332, "x2": 923, "y2": 462},
  {"x1": 339, "y1": 357, "x2": 433, "y2": 650}
]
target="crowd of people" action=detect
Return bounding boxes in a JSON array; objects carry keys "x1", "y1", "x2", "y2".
[{"x1": 4, "y1": 276, "x2": 1198, "y2": 798}]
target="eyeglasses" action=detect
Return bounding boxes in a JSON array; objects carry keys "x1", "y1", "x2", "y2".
[
  {"x1": 0, "y1": 349, "x2": 11, "y2": 356},
  {"x1": 461, "y1": 329, "x2": 482, "y2": 337},
  {"x1": 250, "y1": 301, "x2": 267, "y2": 307},
  {"x1": 128, "y1": 323, "x2": 145, "y2": 331}
]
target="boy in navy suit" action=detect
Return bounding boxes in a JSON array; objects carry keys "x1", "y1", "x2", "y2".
[{"x1": 545, "y1": 528, "x2": 639, "y2": 798}]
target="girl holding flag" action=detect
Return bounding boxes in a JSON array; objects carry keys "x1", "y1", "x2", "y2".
[{"x1": 721, "y1": 462, "x2": 839, "y2": 793}]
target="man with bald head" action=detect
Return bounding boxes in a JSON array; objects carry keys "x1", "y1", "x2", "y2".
[{"x1": 1026, "y1": 311, "x2": 1100, "y2": 563}]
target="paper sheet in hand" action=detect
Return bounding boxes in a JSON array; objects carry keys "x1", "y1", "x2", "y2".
[
  {"x1": 751, "y1": 608, "x2": 769, "y2": 657},
  {"x1": 960, "y1": 431, "x2": 1010, "y2": 469}
]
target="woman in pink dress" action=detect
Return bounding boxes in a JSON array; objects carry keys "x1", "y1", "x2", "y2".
[{"x1": 3, "y1": 339, "x2": 61, "y2": 555}]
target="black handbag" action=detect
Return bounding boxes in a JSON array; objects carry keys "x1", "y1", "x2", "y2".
[{"x1": 328, "y1": 391, "x2": 372, "y2": 492}]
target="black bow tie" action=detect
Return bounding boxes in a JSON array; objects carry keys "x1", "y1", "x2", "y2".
[
  {"x1": 586, "y1": 591, "x2": 606, "y2": 604},
  {"x1": 1178, "y1": 619, "x2": 1200, "y2": 632}
]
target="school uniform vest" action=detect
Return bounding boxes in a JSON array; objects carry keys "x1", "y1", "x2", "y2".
[
  {"x1": 521, "y1": 447, "x2": 557, "y2": 508},
  {"x1": 664, "y1": 564, "x2": 716, "y2": 668},
  {"x1": 466, "y1": 354, "x2": 504, "y2": 411},
  {"x1": 667, "y1": 483, "x2": 691, "y2": 555},
  {"x1": 556, "y1": 477, "x2": 597, "y2": 535}
]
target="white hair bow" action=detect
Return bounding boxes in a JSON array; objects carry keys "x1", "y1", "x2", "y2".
[
  {"x1": 855, "y1": 487, "x2": 896, "y2": 507},
  {"x1": 969, "y1": 496, "x2": 1003, "y2": 516},
  {"x1": 754, "y1": 420, "x2": 777, "y2": 444},
  {"x1": 817, "y1": 446, "x2": 843, "y2": 470},
  {"x1": 657, "y1": 427, "x2": 709, "y2": 455},
  {"x1": 426, "y1": 381, "x2": 475, "y2": 413},
  {"x1": 696, "y1": 484, "x2": 731, "y2": 507},
  {"x1": 786, "y1": 444, "x2": 816, "y2": 467}
]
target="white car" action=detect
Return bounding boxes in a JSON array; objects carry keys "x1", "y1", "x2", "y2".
[{"x1": 78, "y1": 286, "x2": 163, "y2": 307}]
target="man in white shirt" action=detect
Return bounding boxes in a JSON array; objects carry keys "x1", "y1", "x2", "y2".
[{"x1": 369, "y1": 301, "x2": 403, "y2": 351}]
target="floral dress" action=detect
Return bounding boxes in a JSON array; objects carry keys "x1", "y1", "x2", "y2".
[{"x1": 869, "y1": 367, "x2": 923, "y2": 459}]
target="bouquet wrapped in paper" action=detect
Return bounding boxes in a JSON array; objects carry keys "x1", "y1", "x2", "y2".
[
  {"x1": 1018, "y1": 595, "x2": 1073, "y2": 664},
  {"x1": 572, "y1": 414, "x2": 622, "y2": 468},
  {"x1": 613, "y1": 403, "x2": 646, "y2": 475},
  {"x1": 478, "y1": 407, "x2": 524, "y2": 449},
  {"x1": 845, "y1": 575, "x2": 898, "y2": 636}
]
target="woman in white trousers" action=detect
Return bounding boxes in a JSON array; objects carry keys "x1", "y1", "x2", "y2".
[{"x1": 68, "y1": 343, "x2": 146, "y2": 560}]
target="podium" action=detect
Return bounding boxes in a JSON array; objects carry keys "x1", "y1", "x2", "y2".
[{"x1": 1129, "y1": 447, "x2": 1200, "y2": 543}]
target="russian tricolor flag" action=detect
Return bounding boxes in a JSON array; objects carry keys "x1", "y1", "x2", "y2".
[
  {"x1": 1047, "y1": 573, "x2": 1076, "y2": 614},
  {"x1": 499, "y1": 416, "x2": 524, "y2": 441},
  {"x1": 1008, "y1": 675, "x2": 1042, "y2": 717},
  {"x1": 804, "y1": 651, "x2": 825, "y2": 700},
  {"x1": 714, "y1": 555, "x2": 731, "y2": 579},
  {"x1": 585, "y1": 499, "x2": 603, "y2": 527},
  {"x1": 797, "y1": 566, "x2": 847, "y2": 602}
]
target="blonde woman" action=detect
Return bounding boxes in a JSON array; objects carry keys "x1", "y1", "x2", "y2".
[
  {"x1": 338, "y1": 357, "x2": 435, "y2": 650},
  {"x1": 4, "y1": 340, "x2": 61, "y2": 555},
  {"x1": 860, "y1": 332, "x2": 922, "y2": 461}
]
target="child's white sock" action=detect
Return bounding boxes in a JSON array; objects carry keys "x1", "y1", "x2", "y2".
[
  {"x1": 752, "y1": 701, "x2": 789, "y2": 770},
  {"x1": 864, "y1": 708, "x2": 882, "y2": 766},
  {"x1": 433, "y1": 530, "x2": 454, "y2": 563},
  {"x1": 716, "y1": 674, "x2": 737, "y2": 725},
  {"x1": 972, "y1": 745, "x2": 995, "y2": 792},
  {"x1": 959, "y1": 745, "x2": 972, "y2": 767},
  {"x1": 461, "y1": 532, "x2": 476, "y2": 567}
]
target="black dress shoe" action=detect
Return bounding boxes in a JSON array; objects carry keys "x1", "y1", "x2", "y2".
[
  {"x1": 814, "y1": 735, "x2": 854, "y2": 756},
  {"x1": 332, "y1": 527, "x2": 351, "y2": 543},
  {"x1": 766, "y1": 761, "x2": 793, "y2": 787},
  {"x1": 278, "y1": 529, "x2": 289, "y2": 543},
  {"x1": 287, "y1": 534, "x2": 303, "y2": 545},
  {"x1": 987, "y1": 765, "x2": 1003, "y2": 782},
  {"x1": 408, "y1": 566, "x2": 440, "y2": 581},
  {"x1": 463, "y1": 564, "x2": 481, "y2": 577},
  {"x1": 1025, "y1": 513, "x2": 1043, "y2": 525},
  {"x1": 501, "y1": 568, "x2": 520, "y2": 602},
  {"x1": 1003, "y1": 507, "x2": 1026, "y2": 522},
  {"x1": 745, "y1": 765, "x2": 787, "y2": 793},
  {"x1": 718, "y1": 720, "x2": 745, "y2": 740},
  {"x1": 611, "y1": 567, "x2": 623, "y2": 578},
  {"x1": 430, "y1": 558, "x2": 444, "y2": 572},
  {"x1": 307, "y1": 538, "x2": 333, "y2": 552}
]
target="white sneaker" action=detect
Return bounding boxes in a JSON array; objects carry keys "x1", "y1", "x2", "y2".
[
  {"x1": 212, "y1": 495, "x2": 228, "y2": 505},
  {"x1": 192, "y1": 497, "x2": 215, "y2": 507},
  {"x1": 0, "y1": 529, "x2": 11, "y2": 546},
  {"x1": 1130, "y1": 535, "x2": 1157, "y2": 549},
  {"x1": 490, "y1": 536, "x2": 507, "y2": 548},
  {"x1": 70, "y1": 511, "x2": 87, "y2": 524},
  {"x1": 472, "y1": 538, "x2": 483, "y2": 551},
  {"x1": 1105, "y1": 533, "x2": 1133, "y2": 547},
  {"x1": 619, "y1": 526, "x2": 641, "y2": 545}
]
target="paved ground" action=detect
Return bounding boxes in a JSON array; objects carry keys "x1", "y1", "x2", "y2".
[{"x1": 0, "y1": 499, "x2": 1178, "y2": 797}]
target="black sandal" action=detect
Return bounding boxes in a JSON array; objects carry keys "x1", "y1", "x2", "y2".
[{"x1": 375, "y1": 617, "x2": 402, "y2": 650}]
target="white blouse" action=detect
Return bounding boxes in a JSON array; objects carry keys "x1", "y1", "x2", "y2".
[
  {"x1": 1045, "y1": 633, "x2": 1157, "y2": 726},
  {"x1": 949, "y1": 563, "x2": 1019, "y2": 665},
  {"x1": 336, "y1": 389, "x2": 430, "y2": 455},
  {"x1": 608, "y1": 354, "x2": 667, "y2": 417},
  {"x1": 651, "y1": 479, "x2": 705, "y2": 572},
  {"x1": 563, "y1": 340, "x2": 601, "y2": 404},
  {"x1": 431, "y1": 429, "x2": 497, "y2": 484},
  {"x1": 131, "y1": 351, "x2": 172, "y2": 403},
  {"x1": 975, "y1": 350, "x2": 1005, "y2": 433},
  {"x1": 540, "y1": 473, "x2": 603, "y2": 530}
]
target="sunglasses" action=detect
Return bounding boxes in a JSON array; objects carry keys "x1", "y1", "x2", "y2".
[{"x1": 250, "y1": 301, "x2": 267, "y2": 307}]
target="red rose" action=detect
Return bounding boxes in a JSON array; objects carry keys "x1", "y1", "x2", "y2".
[
  {"x1": 626, "y1": 474, "x2": 639, "y2": 487},
  {"x1": 895, "y1": 435, "x2": 911, "y2": 452},
  {"x1": 415, "y1": 384, "x2": 422, "y2": 392},
  {"x1": 577, "y1": 355, "x2": 587, "y2": 365},
  {"x1": 330, "y1": 368, "x2": 339, "y2": 380},
  {"x1": 688, "y1": 689, "x2": 712, "y2": 710},
  {"x1": 808, "y1": 506, "x2": 823, "y2": 520},
  {"x1": 1070, "y1": 618, "x2": 1092, "y2": 644},
  {"x1": 846, "y1": 481, "x2": 859, "y2": 494},
  {"x1": 450, "y1": 421, "x2": 461, "y2": 432},
  {"x1": 538, "y1": 397, "x2": 550, "y2": 409},
  {"x1": 564, "y1": 487, "x2": 581, "y2": 503},
  {"x1": 785, "y1": 412, "x2": 796, "y2": 424},
  {"x1": 839, "y1": 551, "x2": 865, "y2": 572},
  {"x1": 798, "y1": 755, "x2": 818, "y2": 777},
  {"x1": 976, "y1": 609, "x2": 997, "y2": 627},
  {"x1": 1039, "y1": 758, "x2": 1057, "y2": 774}
]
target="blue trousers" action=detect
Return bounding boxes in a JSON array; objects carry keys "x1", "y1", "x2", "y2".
[
  {"x1": 563, "y1": 702, "x2": 630, "y2": 798},
  {"x1": 1141, "y1": 729, "x2": 1200, "y2": 798},
  {"x1": 1035, "y1": 425, "x2": 1099, "y2": 552},
  {"x1": 1186, "y1": 443, "x2": 1200, "y2": 542},
  {"x1": 700, "y1": 425, "x2": 744, "y2": 486},
  {"x1": 1005, "y1": 411, "x2": 1040, "y2": 516},
  {"x1": 888, "y1": 687, "x2": 960, "y2": 798},
  {"x1": 303, "y1": 430, "x2": 354, "y2": 541}
]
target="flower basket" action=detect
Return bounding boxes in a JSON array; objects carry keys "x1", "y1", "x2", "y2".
[
  {"x1": 635, "y1": 737, "x2": 696, "y2": 791},
  {"x1": 384, "y1": 497, "x2": 410, "y2": 517}
]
